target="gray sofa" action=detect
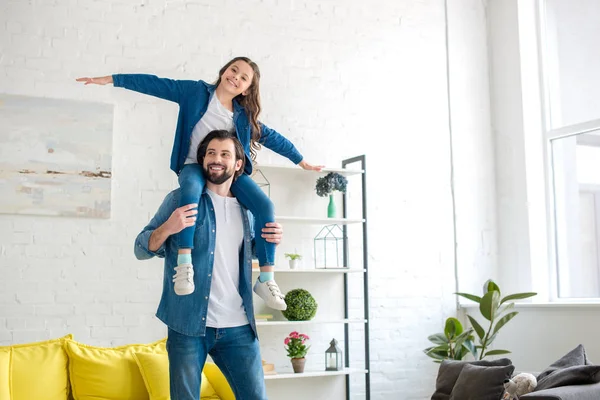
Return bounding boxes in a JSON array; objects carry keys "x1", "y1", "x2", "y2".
[
  {"x1": 431, "y1": 354, "x2": 600, "y2": 400},
  {"x1": 521, "y1": 381, "x2": 600, "y2": 400}
]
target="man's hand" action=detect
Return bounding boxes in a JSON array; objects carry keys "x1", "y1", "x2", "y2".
[
  {"x1": 262, "y1": 222, "x2": 283, "y2": 245},
  {"x1": 163, "y1": 204, "x2": 198, "y2": 235},
  {"x1": 76, "y1": 76, "x2": 114, "y2": 85},
  {"x1": 299, "y1": 160, "x2": 325, "y2": 172}
]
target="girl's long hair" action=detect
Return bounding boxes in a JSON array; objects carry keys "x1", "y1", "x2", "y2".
[{"x1": 215, "y1": 57, "x2": 262, "y2": 161}]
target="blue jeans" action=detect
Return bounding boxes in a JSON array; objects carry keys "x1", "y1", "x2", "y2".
[
  {"x1": 167, "y1": 325, "x2": 267, "y2": 400},
  {"x1": 178, "y1": 164, "x2": 275, "y2": 266}
]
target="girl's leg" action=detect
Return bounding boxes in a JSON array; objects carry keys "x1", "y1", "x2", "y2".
[
  {"x1": 175, "y1": 164, "x2": 205, "y2": 296},
  {"x1": 231, "y1": 174, "x2": 286, "y2": 310}
]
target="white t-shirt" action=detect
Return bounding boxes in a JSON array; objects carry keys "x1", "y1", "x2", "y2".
[
  {"x1": 205, "y1": 189, "x2": 249, "y2": 328},
  {"x1": 184, "y1": 93, "x2": 234, "y2": 165}
]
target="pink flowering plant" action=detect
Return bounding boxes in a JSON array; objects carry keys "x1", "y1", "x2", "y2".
[{"x1": 284, "y1": 331, "x2": 310, "y2": 359}]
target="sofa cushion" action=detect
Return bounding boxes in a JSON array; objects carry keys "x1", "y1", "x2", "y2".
[
  {"x1": 0, "y1": 348, "x2": 10, "y2": 400},
  {"x1": 4, "y1": 334, "x2": 72, "y2": 400},
  {"x1": 132, "y1": 351, "x2": 221, "y2": 400},
  {"x1": 535, "y1": 344, "x2": 600, "y2": 391},
  {"x1": 537, "y1": 344, "x2": 591, "y2": 382},
  {"x1": 202, "y1": 362, "x2": 236, "y2": 400},
  {"x1": 432, "y1": 358, "x2": 513, "y2": 400},
  {"x1": 65, "y1": 337, "x2": 166, "y2": 400},
  {"x1": 449, "y1": 363, "x2": 515, "y2": 400}
]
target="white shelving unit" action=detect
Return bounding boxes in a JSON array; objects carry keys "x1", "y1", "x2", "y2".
[
  {"x1": 275, "y1": 216, "x2": 364, "y2": 225},
  {"x1": 253, "y1": 268, "x2": 365, "y2": 274},
  {"x1": 256, "y1": 318, "x2": 366, "y2": 327},
  {"x1": 264, "y1": 368, "x2": 369, "y2": 380},
  {"x1": 255, "y1": 164, "x2": 364, "y2": 177},
  {"x1": 253, "y1": 156, "x2": 370, "y2": 400}
]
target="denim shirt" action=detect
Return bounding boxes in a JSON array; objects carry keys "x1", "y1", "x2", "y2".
[
  {"x1": 112, "y1": 73, "x2": 303, "y2": 175},
  {"x1": 134, "y1": 188, "x2": 257, "y2": 338}
]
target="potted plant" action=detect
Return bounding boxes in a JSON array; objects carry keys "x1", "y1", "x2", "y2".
[
  {"x1": 284, "y1": 252, "x2": 302, "y2": 269},
  {"x1": 315, "y1": 172, "x2": 348, "y2": 218},
  {"x1": 423, "y1": 279, "x2": 536, "y2": 362},
  {"x1": 423, "y1": 317, "x2": 476, "y2": 362},
  {"x1": 282, "y1": 288, "x2": 318, "y2": 321},
  {"x1": 284, "y1": 331, "x2": 311, "y2": 373}
]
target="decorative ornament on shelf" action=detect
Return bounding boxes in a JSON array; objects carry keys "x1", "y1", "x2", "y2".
[
  {"x1": 325, "y1": 338, "x2": 343, "y2": 371},
  {"x1": 314, "y1": 224, "x2": 347, "y2": 269},
  {"x1": 315, "y1": 172, "x2": 348, "y2": 218},
  {"x1": 281, "y1": 288, "x2": 318, "y2": 321},
  {"x1": 284, "y1": 331, "x2": 311, "y2": 373},
  {"x1": 284, "y1": 252, "x2": 302, "y2": 269}
]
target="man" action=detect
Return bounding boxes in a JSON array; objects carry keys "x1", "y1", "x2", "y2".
[{"x1": 134, "y1": 130, "x2": 280, "y2": 399}]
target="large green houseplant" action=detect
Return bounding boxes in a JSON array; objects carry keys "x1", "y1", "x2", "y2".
[{"x1": 424, "y1": 280, "x2": 536, "y2": 362}]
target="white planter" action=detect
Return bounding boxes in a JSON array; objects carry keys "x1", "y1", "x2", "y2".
[{"x1": 288, "y1": 259, "x2": 300, "y2": 269}]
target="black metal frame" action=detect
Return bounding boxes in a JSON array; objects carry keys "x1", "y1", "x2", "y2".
[{"x1": 342, "y1": 155, "x2": 370, "y2": 400}]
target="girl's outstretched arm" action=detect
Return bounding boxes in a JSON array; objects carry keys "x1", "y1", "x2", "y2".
[
  {"x1": 76, "y1": 76, "x2": 113, "y2": 85},
  {"x1": 76, "y1": 74, "x2": 199, "y2": 104}
]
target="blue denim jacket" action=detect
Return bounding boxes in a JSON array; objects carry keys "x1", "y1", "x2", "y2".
[
  {"x1": 112, "y1": 74, "x2": 304, "y2": 175},
  {"x1": 134, "y1": 188, "x2": 257, "y2": 338}
]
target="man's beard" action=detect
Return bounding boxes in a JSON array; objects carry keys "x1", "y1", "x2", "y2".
[{"x1": 204, "y1": 163, "x2": 234, "y2": 185}]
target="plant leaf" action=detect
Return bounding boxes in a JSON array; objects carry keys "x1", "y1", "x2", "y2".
[
  {"x1": 484, "y1": 280, "x2": 501, "y2": 296},
  {"x1": 497, "y1": 302, "x2": 515, "y2": 318},
  {"x1": 492, "y1": 311, "x2": 518, "y2": 336},
  {"x1": 455, "y1": 293, "x2": 482, "y2": 303},
  {"x1": 424, "y1": 347, "x2": 450, "y2": 360},
  {"x1": 500, "y1": 292, "x2": 537, "y2": 305},
  {"x1": 483, "y1": 349, "x2": 511, "y2": 357},
  {"x1": 454, "y1": 328, "x2": 473, "y2": 351},
  {"x1": 444, "y1": 318, "x2": 463, "y2": 339},
  {"x1": 468, "y1": 315, "x2": 485, "y2": 341},
  {"x1": 462, "y1": 340, "x2": 477, "y2": 359},
  {"x1": 479, "y1": 290, "x2": 500, "y2": 321},
  {"x1": 428, "y1": 333, "x2": 449, "y2": 345}
]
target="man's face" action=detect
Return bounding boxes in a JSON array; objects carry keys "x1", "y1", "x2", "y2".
[{"x1": 202, "y1": 138, "x2": 242, "y2": 185}]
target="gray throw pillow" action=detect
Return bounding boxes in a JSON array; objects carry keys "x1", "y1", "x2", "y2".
[
  {"x1": 431, "y1": 358, "x2": 513, "y2": 400},
  {"x1": 449, "y1": 363, "x2": 515, "y2": 400},
  {"x1": 537, "y1": 344, "x2": 591, "y2": 382},
  {"x1": 535, "y1": 345, "x2": 600, "y2": 391}
]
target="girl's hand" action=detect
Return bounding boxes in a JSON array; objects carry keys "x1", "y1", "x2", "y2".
[
  {"x1": 164, "y1": 204, "x2": 198, "y2": 235},
  {"x1": 262, "y1": 222, "x2": 283, "y2": 245},
  {"x1": 299, "y1": 160, "x2": 325, "y2": 172},
  {"x1": 76, "y1": 76, "x2": 113, "y2": 85}
]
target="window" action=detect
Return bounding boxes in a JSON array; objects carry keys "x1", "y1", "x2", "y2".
[{"x1": 541, "y1": 0, "x2": 600, "y2": 297}]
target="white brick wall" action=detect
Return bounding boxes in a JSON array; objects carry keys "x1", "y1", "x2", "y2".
[{"x1": 0, "y1": 0, "x2": 494, "y2": 398}]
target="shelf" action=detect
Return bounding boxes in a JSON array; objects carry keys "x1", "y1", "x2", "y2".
[
  {"x1": 256, "y1": 318, "x2": 366, "y2": 326},
  {"x1": 255, "y1": 164, "x2": 364, "y2": 177},
  {"x1": 275, "y1": 216, "x2": 364, "y2": 225},
  {"x1": 252, "y1": 268, "x2": 365, "y2": 274},
  {"x1": 265, "y1": 368, "x2": 369, "y2": 380}
]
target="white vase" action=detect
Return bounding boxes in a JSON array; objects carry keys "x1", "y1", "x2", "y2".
[{"x1": 289, "y1": 259, "x2": 300, "y2": 269}]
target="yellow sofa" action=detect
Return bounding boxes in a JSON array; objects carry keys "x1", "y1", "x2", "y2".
[{"x1": 0, "y1": 334, "x2": 235, "y2": 400}]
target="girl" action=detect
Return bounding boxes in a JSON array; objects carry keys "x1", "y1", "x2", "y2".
[{"x1": 77, "y1": 57, "x2": 322, "y2": 311}]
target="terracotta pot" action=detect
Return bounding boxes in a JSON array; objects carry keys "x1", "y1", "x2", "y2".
[{"x1": 291, "y1": 357, "x2": 306, "y2": 373}]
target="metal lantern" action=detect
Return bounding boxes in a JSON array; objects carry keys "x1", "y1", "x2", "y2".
[{"x1": 325, "y1": 338, "x2": 343, "y2": 371}]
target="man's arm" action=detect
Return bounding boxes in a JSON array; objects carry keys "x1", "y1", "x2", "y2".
[
  {"x1": 147, "y1": 204, "x2": 197, "y2": 251},
  {"x1": 134, "y1": 192, "x2": 197, "y2": 260}
]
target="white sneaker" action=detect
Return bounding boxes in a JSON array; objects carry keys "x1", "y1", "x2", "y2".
[
  {"x1": 173, "y1": 263, "x2": 194, "y2": 296},
  {"x1": 253, "y1": 279, "x2": 287, "y2": 311}
]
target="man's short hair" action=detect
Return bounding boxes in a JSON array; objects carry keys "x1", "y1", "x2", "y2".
[{"x1": 196, "y1": 130, "x2": 246, "y2": 179}]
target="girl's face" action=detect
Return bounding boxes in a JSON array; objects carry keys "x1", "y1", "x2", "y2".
[{"x1": 219, "y1": 61, "x2": 254, "y2": 97}]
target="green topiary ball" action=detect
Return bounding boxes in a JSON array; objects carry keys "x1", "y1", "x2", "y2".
[{"x1": 282, "y1": 288, "x2": 318, "y2": 321}]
